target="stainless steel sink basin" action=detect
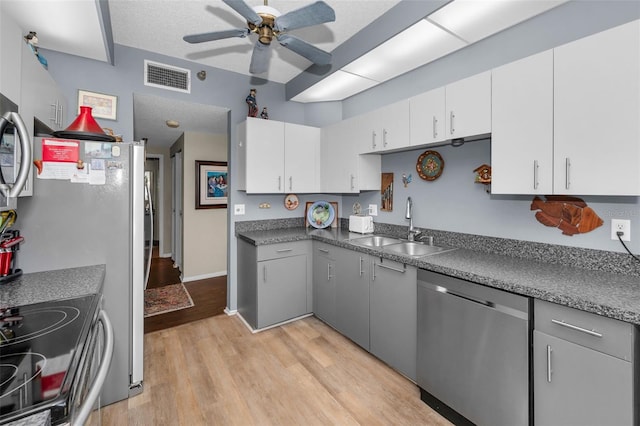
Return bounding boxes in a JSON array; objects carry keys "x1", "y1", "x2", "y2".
[
  {"x1": 384, "y1": 241, "x2": 454, "y2": 257},
  {"x1": 350, "y1": 235, "x2": 403, "y2": 248}
]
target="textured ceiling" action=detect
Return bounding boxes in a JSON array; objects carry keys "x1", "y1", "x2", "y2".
[{"x1": 109, "y1": 0, "x2": 401, "y2": 84}]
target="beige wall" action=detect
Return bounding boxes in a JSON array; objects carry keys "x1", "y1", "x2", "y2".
[
  {"x1": 146, "y1": 144, "x2": 172, "y2": 256},
  {"x1": 181, "y1": 131, "x2": 228, "y2": 280}
]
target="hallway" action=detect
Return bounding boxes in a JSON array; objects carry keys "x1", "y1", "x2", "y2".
[{"x1": 144, "y1": 249, "x2": 227, "y2": 333}]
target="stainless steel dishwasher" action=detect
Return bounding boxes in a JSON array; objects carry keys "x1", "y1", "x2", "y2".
[{"x1": 417, "y1": 269, "x2": 531, "y2": 426}]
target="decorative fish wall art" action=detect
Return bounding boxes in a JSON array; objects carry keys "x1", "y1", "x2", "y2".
[{"x1": 530, "y1": 195, "x2": 603, "y2": 236}]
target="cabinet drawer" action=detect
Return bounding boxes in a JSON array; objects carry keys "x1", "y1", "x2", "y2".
[
  {"x1": 313, "y1": 242, "x2": 336, "y2": 260},
  {"x1": 257, "y1": 241, "x2": 309, "y2": 261},
  {"x1": 535, "y1": 300, "x2": 634, "y2": 361}
]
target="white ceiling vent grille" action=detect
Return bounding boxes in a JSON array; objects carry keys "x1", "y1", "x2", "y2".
[{"x1": 144, "y1": 60, "x2": 190, "y2": 93}]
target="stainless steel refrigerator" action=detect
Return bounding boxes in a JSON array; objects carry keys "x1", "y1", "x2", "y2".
[{"x1": 17, "y1": 137, "x2": 149, "y2": 406}]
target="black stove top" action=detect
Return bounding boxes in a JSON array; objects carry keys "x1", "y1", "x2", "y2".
[{"x1": 0, "y1": 294, "x2": 100, "y2": 423}]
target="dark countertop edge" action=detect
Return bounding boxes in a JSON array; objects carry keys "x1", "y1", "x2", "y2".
[{"x1": 236, "y1": 229, "x2": 640, "y2": 326}]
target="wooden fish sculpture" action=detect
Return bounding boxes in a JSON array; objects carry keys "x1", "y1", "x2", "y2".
[{"x1": 530, "y1": 195, "x2": 603, "y2": 236}]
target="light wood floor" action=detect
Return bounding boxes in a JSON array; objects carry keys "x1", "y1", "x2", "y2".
[{"x1": 101, "y1": 314, "x2": 452, "y2": 425}]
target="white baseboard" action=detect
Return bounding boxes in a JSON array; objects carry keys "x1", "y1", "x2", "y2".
[
  {"x1": 236, "y1": 312, "x2": 313, "y2": 334},
  {"x1": 160, "y1": 252, "x2": 172, "y2": 258},
  {"x1": 182, "y1": 270, "x2": 227, "y2": 283},
  {"x1": 224, "y1": 308, "x2": 237, "y2": 316}
]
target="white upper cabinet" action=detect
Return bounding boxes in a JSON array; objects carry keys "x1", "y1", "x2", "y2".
[
  {"x1": 238, "y1": 118, "x2": 285, "y2": 193},
  {"x1": 321, "y1": 116, "x2": 381, "y2": 193},
  {"x1": 237, "y1": 118, "x2": 320, "y2": 194},
  {"x1": 409, "y1": 87, "x2": 446, "y2": 146},
  {"x1": 445, "y1": 71, "x2": 492, "y2": 141},
  {"x1": 0, "y1": 11, "x2": 22, "y2": 105},
  {"x1": 360, "y1": 100, "x2": 410, "y2": 153},
  {"x1": 284, "y1": 123, "x2": 320, "y2": 193},
  {"x1": 553, "y1": 19, "x2": 640, "y2": 195},
  {"x1": 491, "y1": 50, "x2": 554, "y2": 194}
]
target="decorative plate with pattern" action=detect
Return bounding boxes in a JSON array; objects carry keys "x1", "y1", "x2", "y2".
[{"x1": 416, "y1": 150, "x2": 444, "y2": 181}]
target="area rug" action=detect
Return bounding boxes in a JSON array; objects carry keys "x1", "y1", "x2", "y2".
[{"x1": 144, "y1": 283, "x2": 194, "y2": 317}]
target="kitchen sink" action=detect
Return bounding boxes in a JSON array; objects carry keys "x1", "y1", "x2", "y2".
[
  {"x1": 350, "y1": 235, "x2": 403, "y2": 248},
  {"x1": 384, "y1": 241, "x2": 455, "y2": 257}
]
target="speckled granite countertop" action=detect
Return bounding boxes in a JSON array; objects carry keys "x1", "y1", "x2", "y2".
[
  {"x1": 0, "y1": 264, "x2": 105, "y2": 308},
  {"x1": 237, "y1": 227, "x2": 640, "y2": 326}
]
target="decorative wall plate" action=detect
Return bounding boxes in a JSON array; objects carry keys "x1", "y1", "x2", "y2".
[
  {"x1": 416, "y1": 150, "x2": 444, "y2": 181},
  {"x1": 284, "y1": 194, "x2": 299, "y2": 210},
  {"x1": 306, "y1": 201, "x2": 335, "y2": 229}
]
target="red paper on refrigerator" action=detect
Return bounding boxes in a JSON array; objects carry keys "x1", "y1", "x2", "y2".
[{"x1": 42, "y1": 138, "x2": 80, "y2": 162}]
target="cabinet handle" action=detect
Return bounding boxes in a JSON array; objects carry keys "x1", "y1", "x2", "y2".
[
  {"x1": 433, "y1": 116, "x2": 438, "y2": 139},
  {"x1": 533, "y1": 160, "x2": 539, "y2": 190},
  {"x1": 371, "y1": 261, "x2": 376, "y2": 281},
  {"x1": 58, "y1": 103, "x2": 63, "y2": 127},
  {"x1": 276, "y1": 248, "x2": 293, "y2": 253},
  {"x1": 318, "y1": 248, "x2": 329, "y2": 254},
  {"x1": 546, "y1": 345, "x2": 552, "y2": 383},
  {"x1": 50, "y1": 102, "x2": 57, "y2": 124},
  {"x1": 327, "y1": 264, "x2": 333, "y2": 280},
  {"x1": 289, "y1": 176, "x2": 293, "y2": 191},
  {"x1": 263, "y1": 265, "x2": 267, "y2": 282},
  {"x1": 565, "y1": 158, "x2": 571, "y2": 190},
  {"x1": 278, "y1": 176, "x2": 282, "y2": 191},
  {"x1": 372, "y1": 130, "x2": 377, "y2": 149},
  {"x1": 375, "y1": 262, "x2": 406, "y2": 274},
  {"x1": 350, "y1": 174, "x2": 355, "y2": 191},
  {"x1": 450, "y1": 111, "x2": 455, "y2": 135},
  {"x1": 383, "y1": 128, "x2": 388, "y2": 147},
  {"x1": 359, "y1": 256, "x2": 364, "y2": 276},
  {"x1": 551, "y1": 319, "x2": 603, "y2": 338}
]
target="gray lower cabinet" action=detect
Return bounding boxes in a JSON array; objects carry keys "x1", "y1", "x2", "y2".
[
  {"x1": 534, "y1": 300, "x2": 635, "y2": 426},
  {"x1": 237, "y1": 239, "x2": 311, "y2": 330},
  {"x1": 335, "y1": 247, "x2": 371, "y2": 350},
  {"x1": 312, "y1": 242, "x2": 337, "y2": 328},
  {"x1": 370, "y1": 257, "x2": 417, "y2": 381}
]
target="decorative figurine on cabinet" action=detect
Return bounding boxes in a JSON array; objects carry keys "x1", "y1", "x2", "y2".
[
  {"x1": 246, "y1": 88, "x2": 258, "y2": 117},
  {"x1": 23, "y1": 31, "x2": 47, "y2": 69},
  {"x1": 260, "y1": 107, "x2": 269, "y2": 120}
]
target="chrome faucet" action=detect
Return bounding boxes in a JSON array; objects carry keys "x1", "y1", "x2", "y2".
[{"x1": 405, "y1": 196, "x2": 421, "y2": 241}]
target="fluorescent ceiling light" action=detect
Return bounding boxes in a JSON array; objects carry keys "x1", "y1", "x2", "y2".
[
  {"x1": 291, "y1": 70, "x2": 379, "y2": 103},
  {"x1": 343, "y1": 19, "x2": 467, "y2": 83},
  {"x1": 428, "y1": 0, "x2": 569, "y2": 44},
  {"x1": 293, "y1": 0, "x2": 569, "y2": 103}
]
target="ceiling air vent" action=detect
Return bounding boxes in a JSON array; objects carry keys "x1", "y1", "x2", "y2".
[{"x1": 144, "y1": 60, "x2": 191, "y2": 93}]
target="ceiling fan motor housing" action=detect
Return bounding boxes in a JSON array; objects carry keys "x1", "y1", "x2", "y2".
[{"x1": 251, "y1": 5, "x2": 280, "y2": 45}]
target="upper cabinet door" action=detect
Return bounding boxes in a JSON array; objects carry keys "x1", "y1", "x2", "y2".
[
  {"x1": 284, "y1": 123, "x2": 320, "y2": 193},
  {"x1": 554, "y1": 19, "x2": 640, "y2": 195},
  {"x1": 445, "y1": 71, "x2": 492, "y2": 140},
  {"x1": 409, "y1": 87, "x2": 446, "y2": 146},
  {"x1": 244, "y1": 118, "x2": 285, "y2": 193},
  {"x1": 491, "y1": 50, "x2": 554, "y2": 194},
  {"x1": 359, "y1": 100, "x2": 410, "y2": 153}
]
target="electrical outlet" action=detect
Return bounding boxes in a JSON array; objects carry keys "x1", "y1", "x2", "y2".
[
  {"x1": 611, "y1": 219, "x2": 630, "y2": 241},
  {"x1": 368, "y1": 204, "x2": 378, "y2": 216},
  {"x1": 234, "y1": 204, "x2": 245, "y2": 215}
]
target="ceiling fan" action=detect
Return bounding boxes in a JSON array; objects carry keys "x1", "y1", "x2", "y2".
[{"x1": 183, "y1": 0, "x2": 336, "y2": 74}]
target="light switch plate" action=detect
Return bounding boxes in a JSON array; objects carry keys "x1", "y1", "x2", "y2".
[
  {"x1": 234, "y1": 204, "x2": 245, "y2": 215},
  {"x1": 368, "y1": 204, "x2": 378, "y2": 216}
]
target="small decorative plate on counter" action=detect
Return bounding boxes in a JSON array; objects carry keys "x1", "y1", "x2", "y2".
[
  {"x1": 284, "y1": 194, "x2": 299, "y2": 210},
  {"x1": 306, "y1": 201, "x2": 335, "y2": 229},
  {"x1": 416, "y1": 150, "x2": 444, "y2": 181}
]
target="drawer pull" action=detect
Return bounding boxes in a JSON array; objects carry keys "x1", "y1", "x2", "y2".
[
  {"x1": 375, "y1": 262, "x2": 406, "y2": 274},
  {"x1": 551, "y1": 319, "x2": 603, "y2": 338},
  {"x1": 276, "y1": 248, "x2": 293, "y2": 253},
  {"x1": 318, "y1": 248, "x2": 329, "y2": 254}
]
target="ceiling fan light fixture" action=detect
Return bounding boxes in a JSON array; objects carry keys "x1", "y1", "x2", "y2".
[{"x1": 165, "y1": 119, "x2": 180, "y2": 128}]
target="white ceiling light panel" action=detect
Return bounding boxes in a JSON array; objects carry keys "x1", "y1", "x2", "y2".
[
  {"x1": 427, "y1": 0, "x2": 569, "y2": 44},
  {"x1": 342, "y1": 19, "x2": 468, "y2": 83},
  {"x1": 291, "y1": 70, "x2": 380, "y2": 103}
]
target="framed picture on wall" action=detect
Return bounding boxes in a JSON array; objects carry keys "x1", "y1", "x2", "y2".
[
  {"x1": 196, "y1": 160, "x2": 228, "y2": 209},
  {"x1": 77, "y1": 89, "x2": 118, "y2": 120}
]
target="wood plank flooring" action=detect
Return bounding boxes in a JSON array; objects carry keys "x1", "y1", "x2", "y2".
[
  {"x1": 101, "y1": 314, "x2": 452, "y2": 425},
  {"x1": 144, "y1": 253, "x2": 227, "y2": 333}
]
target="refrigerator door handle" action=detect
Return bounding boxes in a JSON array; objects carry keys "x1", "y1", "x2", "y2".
[{"x1": 144, "y1": 177, "x2": 153, "y2": 290}]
